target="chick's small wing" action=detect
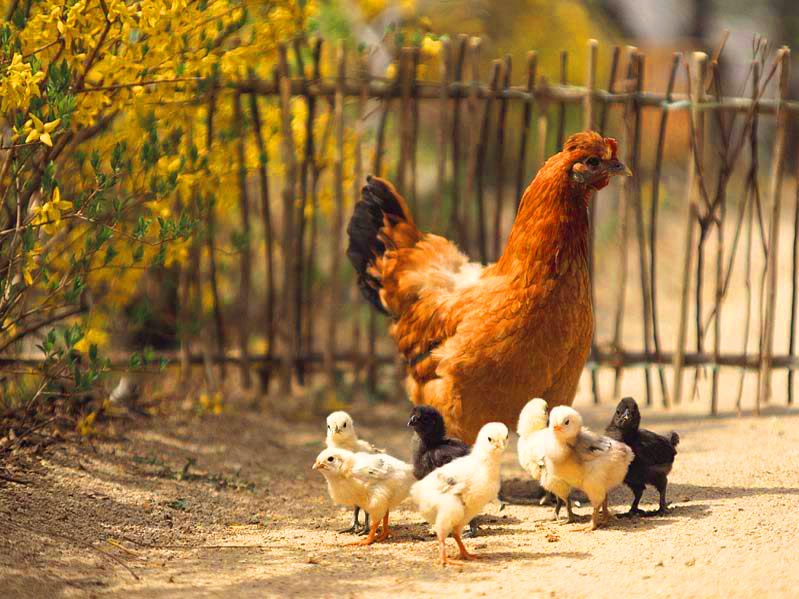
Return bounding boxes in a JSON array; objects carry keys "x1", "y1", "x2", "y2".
[
  {"x1": 637, "y1": 429, "x2": 677, "y2": 466},
  {"x1": 573, "y1": 430, "x2": 613, "y2": 462}
]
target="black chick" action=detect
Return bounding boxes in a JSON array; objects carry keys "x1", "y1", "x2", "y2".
[
  {"x1": 408, "y1": 405, "x2": 479, "y2": 536},
  {"x1": 606, "y1": 397, "x2": 680, "y2": 516}
]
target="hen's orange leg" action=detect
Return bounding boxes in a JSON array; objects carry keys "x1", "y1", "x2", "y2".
[
  {"x1": 348, "y1": 516, "x2": 379, "y2": 546},
  {"x1": 453, "y1": 530, "x2": 478, "y2": 561},
  {"x1": 376, "y1": 513, "x2": 391, "y2": 542}
]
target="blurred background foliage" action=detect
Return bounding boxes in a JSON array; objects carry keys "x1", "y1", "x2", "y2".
[{"x1": 1, "y1": 0, "x2": 798, "y2": 433}]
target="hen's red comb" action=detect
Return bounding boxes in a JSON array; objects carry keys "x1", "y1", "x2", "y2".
[{"x1": 605, "y1": 137, "x2": 618, "y2": 159}]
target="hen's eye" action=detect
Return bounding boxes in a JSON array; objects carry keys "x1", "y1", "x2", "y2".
[{"x1": 586, "y1": 156, "x2": 600, "y2": 168}]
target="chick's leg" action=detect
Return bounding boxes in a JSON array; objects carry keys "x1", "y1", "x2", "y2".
[
  {"x1": 376, "y1": 513, "x2": 391, "y2": 542},
  {"x1": 621, "y1": 484, "x2": 646, "y2": 517},
  {"x1": 555, "y1": 495, "x2": 576, "y2": 524},
  {"x1": 453, "y1": 530, "x2": 478, "y2": 561},
  {"x1": 438, "y1": 534, "x2": 449, "y2": 566},
  {"x1": 644, "y1": 474, "x2": 670, "y2": 516},
  {"x1": 462, "y1": 518, "x2": 479, "y2": 538},
  {"x1": 348, "y1": 515, "x2": 379, "y2": 547},
  {"x1": 339, "y1": 507, "x2": 361, "y2": 534},
  {"x1": 358, "y1": 511, "x2": 371, "y2": 535}
]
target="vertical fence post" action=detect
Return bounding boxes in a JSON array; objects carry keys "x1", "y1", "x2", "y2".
[
  {"x1": 673, "y1": 51, "x2": 707, "y2": 405},
  {"x1": 233, "y1": 92, "x2": 252, "y2": 389},
  {"x1": 649, "y1": 53, "x2": 680, "y2": 408},
  {"x1": 277, "y1": 46, "x2": 299, "y2": 395},
  {"x1": 492, "y1": 55, "x2": 511, "y2": 261},
  {"x1": 611, "y1": 47, "x2": 638, "y2": 400},
  {"x1": 515, "y1": 51, "x2": 537, "y2": 211},
  {"x1": 584, "y1": 39, "x2": 599, "y2": 404},
  {"x1": 758, "y1": 47, "x2": 791, "y2": 412},
  {"x1": 474, "y1": 60, "x2": 501, "y2": 265},
  {"x1": 325, "y1": 41, "x2": 346, "y2": 396},
  {"x1": 629, "y1": 51, "x2": 654, "y2": 407},
  {"x1": 204, "y1": 89, "x2": 227, "y2": 383},
  {"x1": 555, "y1": 50, "x2": 568, "y2": 149},
  {"x1": 435, "y1": 39, "x2": 451, "y2": 230},
  {"x1": 248, "y1": 92, "x2": 276, "y2": 395},
  {"x1": 450, "y1": 34, "x2": 468, "y2": 247}
]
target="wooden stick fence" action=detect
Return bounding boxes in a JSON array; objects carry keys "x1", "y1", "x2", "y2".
[{"x1": 3, "y1": 37, "x2": 799, "y2": 414}]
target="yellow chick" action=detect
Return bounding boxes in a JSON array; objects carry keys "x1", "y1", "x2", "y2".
[
  {"x1": 517, "y1": 398, "x2": 574, "y2": 522},
  {"x1": 545, "y1": 406, "x2": 633, "y2": 530}
]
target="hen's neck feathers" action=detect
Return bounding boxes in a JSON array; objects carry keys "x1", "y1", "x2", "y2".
[{"x1": 495, "y1": 154, "x2": 590, "y2": 276}]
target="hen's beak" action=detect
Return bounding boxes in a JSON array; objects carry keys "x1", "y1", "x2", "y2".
[{"x1": 605, "y1": 158, "x2": 633, "y2": 177}]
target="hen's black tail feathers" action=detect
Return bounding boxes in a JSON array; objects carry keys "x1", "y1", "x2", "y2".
[
  {"x1": 346, "y1": 176, "x2": 409, "y2": 315},
  {"x1": 669, "y1": 431, "x2": 680, "y2": 448}
]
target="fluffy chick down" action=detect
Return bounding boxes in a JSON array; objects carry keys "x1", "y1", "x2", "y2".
[{"x1": 411, "y1": 422, "x2": 508, "y2": 565}]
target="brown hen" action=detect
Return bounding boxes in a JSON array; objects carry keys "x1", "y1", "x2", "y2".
[{"x1": 346, "y1": 131, "x2": 630, "y2": 443}]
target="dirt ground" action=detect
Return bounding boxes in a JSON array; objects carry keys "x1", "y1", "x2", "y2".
[{"x1": 1, "y1": 391, "x2": 798, "y2": 599}]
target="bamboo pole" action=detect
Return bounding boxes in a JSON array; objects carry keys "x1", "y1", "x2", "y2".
[
  {"x1": 277, "y1": 47, "x2": 300, "y2": 394},
  {"x1": 492, "y1": 55, "x2": 511, "y2": 261},
  {"x1": 757, "y1": 47, "x2": 791, "y2": 412},
  {"x1": 465, "y1": 37, "x2": 482, "y2": 256},
  {"x1": 648, "y1": 54, "x2": 680, "y2": 408},
  {"x1": 584, "y1": 39, "x2": 599, "y2": 404},
  {"x1": 611, "y1": 48, "x2": 637, "y2": 400},
  {"x1": 303, "y1": 39, "x2": 325, "y2": 379},
  {"x1": 410, "y1": 48, "x2": 420, "y2": 213},
  {"x1": 292, "y1": 41, "x2": 311, "y2": 385},
  {"x1": 233, "y1": 92, "x2": 252, "y2": 389},
  {"x1": 204, "y1": 90, "x2": 227, "y2": 383},
  {"x1": 673, "y1": 52, "x2": 707, "y2": 405},
  {"x1": 556, "y1": 50, "x2": 568, "y2": 149},
  {"x1": 248, "y1": 93, "x2": 276, "y2": 394},
  {"x1": 474, "y1": 60, "x2": 501, "y2": 265},
  {"x1": 735, "y1": 62, "x2": 761, "y2": 413},
  {"x1": 435, "y1": 39, "x2": 452, "y2": 230},
  {"x1": 515, "y1": 51, "x2": 537, "y2": 210},
  {"x1": 397, "y1": 47, "x2": 414, "y2": 196},
  {"x1": 351, "y1": 53, "x2": 368, "y2": 393},
  {"x1": 628, "y1": 51, "x2": 654, "y2": 406},
  {"x1": 325, "y1": 42, "x2": 346, "y2": 394},
  {"x1": 450, "y1": 35, "x2": 468, "y2": 246}
]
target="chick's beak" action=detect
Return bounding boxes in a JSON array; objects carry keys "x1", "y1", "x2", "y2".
[
  {"x1": 622, "y1": 409, "x2": 631, "y2": 423},
  {"x1": 407, "y1": 416, "x2": 417, "y2": 427},
  {"x1": 312, "y1": 461, "x2": 321, "y2": 470},
  {"x1": 605, "y1": 158, "x2": 633, "y2": 177},
  {"x1": 553, "y1": 424, "x2": 564, "y2": 433}
]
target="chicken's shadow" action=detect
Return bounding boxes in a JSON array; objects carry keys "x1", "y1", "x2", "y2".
[{"x1": 670, "y1": 482, "x2": 799, "y2": 501}]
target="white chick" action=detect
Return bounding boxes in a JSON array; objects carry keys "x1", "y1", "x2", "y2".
[
  {"x1": 545, "y1": 406, "x2": 633, "y2": 530},
  {"x1": 325, "y1": 411, "x2": 382, "y2": 453},
  {"x1": 324, "y1": 411, "x2": 383, "y2": 534},
  {"x1": 411, "y1": 422, "x2": 509, "y2": 565},
  {"x1": 517, "y1": 398, "x2": 574, "y2": 522},
  {"x1": 313, "y1": 447, "x2": 415, "y2": 546}
]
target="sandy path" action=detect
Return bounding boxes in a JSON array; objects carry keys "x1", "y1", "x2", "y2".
[{"x1": 1, "y1": 397, "x2": 798, "y2": 598}]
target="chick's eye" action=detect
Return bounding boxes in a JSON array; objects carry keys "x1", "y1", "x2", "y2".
[
  {"x1": 586, "y1": 156, "x2": 600, "y2": 168},
  {"x1": 564, "y1": 418, "x2": 570, "y2": 425},
  {"x1": 488, "y1": 437, "x2": 493, "y2": 442},
  {"x1": 342, "y1": 422, "x2": 347, "y2": 428},
  {"x1": 327, "y1": 456, "x2": 334, "y2": 462}
]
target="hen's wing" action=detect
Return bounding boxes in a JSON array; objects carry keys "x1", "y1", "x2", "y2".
[{"x1": 347, "y1": 177, "x2": 484, "y2": 381}]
